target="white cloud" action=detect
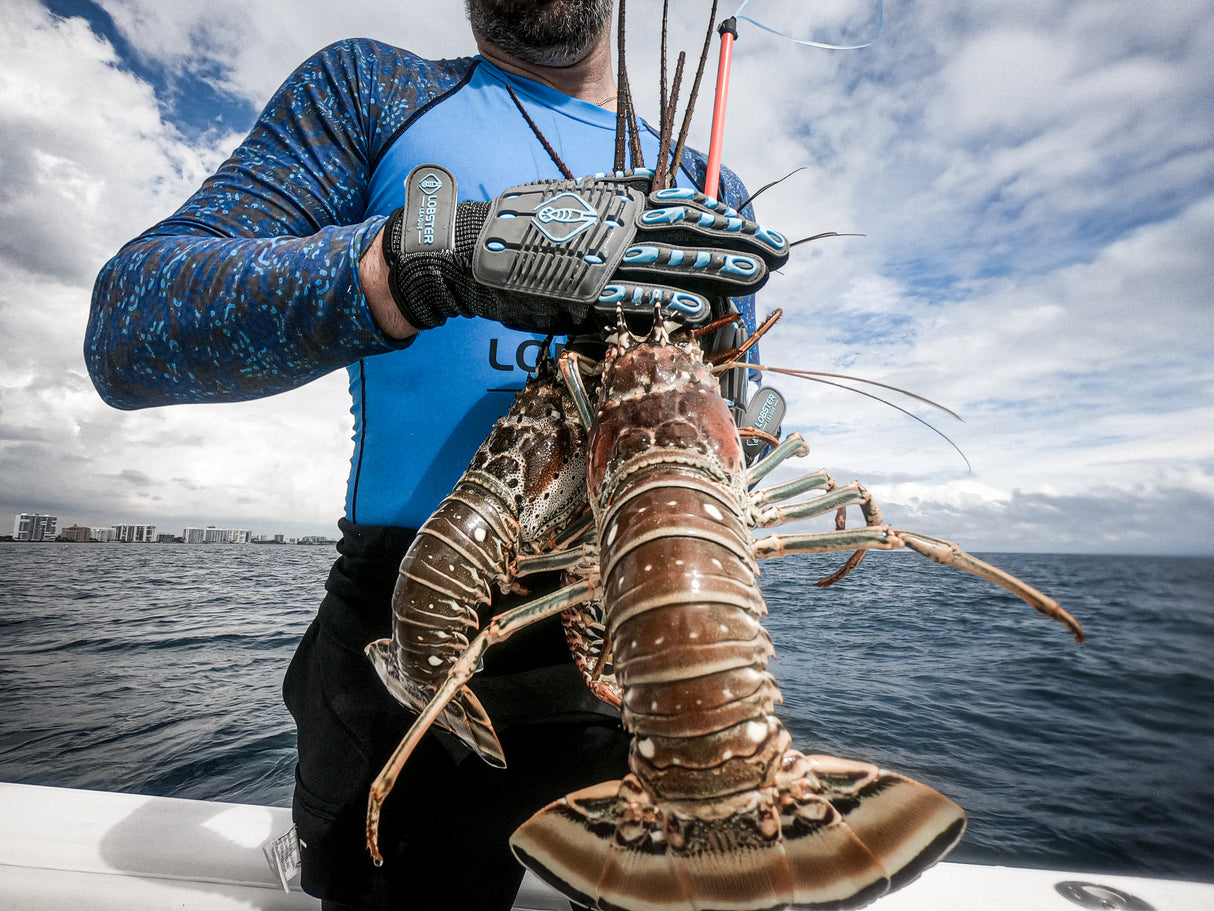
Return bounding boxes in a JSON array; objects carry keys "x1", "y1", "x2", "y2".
[
  {"x1": 97, "y1": 0, "x2": 477, "y2": 107},
  {"x1": 2, "y1": 0, "x2": 1211, "y2": 552},
  {"x1": 0, "y1": 1, "x2": 349, "y2": 536}
]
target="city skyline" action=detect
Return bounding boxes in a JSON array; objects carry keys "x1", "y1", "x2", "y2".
[{"x1": 8, "y1": 511, "x2": 334, "y2": 543}]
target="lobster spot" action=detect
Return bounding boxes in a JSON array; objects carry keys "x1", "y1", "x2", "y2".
[
  {"x1": 614, "y1": 426, "x2": 655, "y2": 462},
  {"x1": 654, "y1": 419, "x2": 703, "y2": 452}
]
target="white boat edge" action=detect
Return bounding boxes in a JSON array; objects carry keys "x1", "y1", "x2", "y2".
[{"x1": 1, "y1": 782, "x2": 1210, "y2": 910}]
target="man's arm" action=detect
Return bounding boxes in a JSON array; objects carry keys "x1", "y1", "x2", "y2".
[{"x1": 85, "y1": 41, "x2": 451, "y2": 410}]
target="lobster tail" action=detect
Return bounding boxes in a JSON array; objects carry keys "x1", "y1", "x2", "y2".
[
  {"x1": 512, "y1": 756, "x2": 964, "y2": 911},
  {"x1": 368, "y1": 361, "x2": 591, "y2": 769}
]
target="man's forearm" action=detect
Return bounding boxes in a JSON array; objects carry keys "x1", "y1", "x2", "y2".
[{"x1": 86, "y1": 221, "x2": 408, "y2": 410}]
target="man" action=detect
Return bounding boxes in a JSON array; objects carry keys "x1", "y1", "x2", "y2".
[{"x1": 86, "y1": 2, "x2": 786, "y2": 908}]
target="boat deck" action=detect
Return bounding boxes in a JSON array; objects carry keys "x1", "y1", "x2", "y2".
[{"x1": 1, "y1": 783, "x2": 1208, "y2": 910}]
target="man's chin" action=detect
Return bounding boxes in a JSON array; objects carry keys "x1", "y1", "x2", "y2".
[{"x1": 467, "y1": 0, "x2": 614, "y2": 67}]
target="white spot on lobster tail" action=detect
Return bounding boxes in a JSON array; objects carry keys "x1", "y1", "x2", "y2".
[
  {"x1": 473, "y1": 526, "x2": 487, "y2": 543},
  {"x1": 427, "y1": 655, "x2": 443, "y2": 667},
  {"x1": 746, "y1": 720, "x2": 768, "y2": 743},
  {"x1": 638, "y1": 738, "x2": 656, "y2": 759},
  {"x1": 703, "y1": 501, "x2": 724, "y2": 521}
]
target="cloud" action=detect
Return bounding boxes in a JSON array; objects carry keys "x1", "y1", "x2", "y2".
[
  {"x1": 1, "y1": 0, "x2": 1210, "y2": 552},
  {"x1": 96, "y1": 0, "x2": 476, "y2": 109},
  {"x1": 0, "y1": 2, "x2": 356, "y2": 536},
  {"x1": 0, "y1": 5, "x2": 242, "y2": 285}
]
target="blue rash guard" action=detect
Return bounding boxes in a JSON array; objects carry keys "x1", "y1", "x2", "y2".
[{"x1": 87, "y1": 38, "x2": 758, "y2": 531}]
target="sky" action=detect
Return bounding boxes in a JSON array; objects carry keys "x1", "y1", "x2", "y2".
[{"x1": 1, "y1": 0, "x2": 1211, "y2": 553}]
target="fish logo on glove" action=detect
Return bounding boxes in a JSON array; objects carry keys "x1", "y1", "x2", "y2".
[{"x1": 532, "y1": 192, "x2": 600, "y2": 244}]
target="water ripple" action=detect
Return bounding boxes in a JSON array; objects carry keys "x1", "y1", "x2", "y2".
[{"x1": 1, "y1": 543, "x2": 1211, "y2": 880}]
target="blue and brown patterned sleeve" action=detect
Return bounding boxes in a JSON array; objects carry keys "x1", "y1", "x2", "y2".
[{"x1": 85, "y1": 40, "x2": 467, "y2": 410}]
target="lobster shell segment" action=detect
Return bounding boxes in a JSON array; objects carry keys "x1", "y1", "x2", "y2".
[{"x1": 511, "y1": 328, "x2": 965, "y2": 911}]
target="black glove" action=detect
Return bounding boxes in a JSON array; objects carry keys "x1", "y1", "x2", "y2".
[{"x1": 381, "y1": 165, "x2": 788, "y2": 335}]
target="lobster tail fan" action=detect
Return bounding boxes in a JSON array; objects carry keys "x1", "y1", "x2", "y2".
[
  {"x1": 511, "y1": 785, "x2": 888, "y2": 911},
  {"x1": 365, "y1": 638, "x2": 506, "y2": 768},
  {"x1": 804, "y1": 755, "x2": 968, "y2": 891},
  {"x1": 511, "y1": 756, "x2": 966, "y2": 911},
  {"x1": 510, "y1": 780, "x2": 620, "y2": 910}
]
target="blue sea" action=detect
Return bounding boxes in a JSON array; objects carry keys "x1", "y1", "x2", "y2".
[{"x1": 1, "y1": 542, "x2": 1211, "y2": 882}]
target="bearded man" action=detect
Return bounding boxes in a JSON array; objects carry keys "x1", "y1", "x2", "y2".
[{"x1": 86, "y1": 2, "x2": 785, "y2": 908}]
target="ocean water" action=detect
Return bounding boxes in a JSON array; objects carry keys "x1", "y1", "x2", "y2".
[{"x1": 0, "y1": 542, "x2": 1211, "y2": 882}]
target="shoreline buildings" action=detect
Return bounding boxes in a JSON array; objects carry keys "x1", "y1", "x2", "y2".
[{"x1": 10, "y1": 513, "x2": 330, "y2": 545}]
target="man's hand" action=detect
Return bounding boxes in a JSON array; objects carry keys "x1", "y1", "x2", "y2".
[{"x1": 379, "y1": 166, "x2": 788, "y2": 336}]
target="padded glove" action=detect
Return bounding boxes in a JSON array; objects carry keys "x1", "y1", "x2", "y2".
[{"x1": 381, "y1": 165, "x2": 788, "y2": 335}]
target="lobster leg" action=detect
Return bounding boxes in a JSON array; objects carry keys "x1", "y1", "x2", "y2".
[
  {"x1": 366, "y1": 577, "x2": 598, "y2": 865},
  {"x1": 753, "y1": 526, "x2": 1084, "y2": 642},
  {"x1": 745, "y1": 431, "x2": 810, "y2": 486},
  {"x1": 744, "y1": 440, "x2": 1085, "y2": 641}
]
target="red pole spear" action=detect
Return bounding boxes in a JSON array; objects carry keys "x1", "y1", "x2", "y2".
[{"x1": 703, "y1": 17, "x2": 738, "y2": 200}]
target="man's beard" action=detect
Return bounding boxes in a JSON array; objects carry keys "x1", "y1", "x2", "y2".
[{"x1": 466, "y1": 0, "x2": 615, "y2": 67}]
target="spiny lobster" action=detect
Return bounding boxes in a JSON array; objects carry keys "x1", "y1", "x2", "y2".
[
  {"x1": 364, "y1": 314, "x2": 1083, "y2": 911},
  {"x1": 364, "y1": 3, "x2": 1085, "y2": 908}
]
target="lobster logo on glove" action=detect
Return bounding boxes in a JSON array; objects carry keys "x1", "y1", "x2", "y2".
[{"x1": 533, "y1": 192, "x2": 601, "y2": 243}]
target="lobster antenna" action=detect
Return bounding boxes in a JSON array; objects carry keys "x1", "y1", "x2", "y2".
[
  {"x1": 626, "y1": 81, "x2": 644, "y2": 169},
  {"x1": 653, "y1": 51, "x2": 686, "y2": 190},
  {"x1": 670, "y1": 0, "x2": 719, "y2": 187},
  {"x1": 698, "y1": 308, "x2": 781, "y2": 356},
  {"x1": 741, "y1": 364, "x2": 964, "y2": 421},
  {"x1": 612, "y1": 0, "x2": 644, "y2": 170},
  {"x1": 659, "y1": 0, "x2": 669, "y2": 132},
  {"x1": 614, "y1": 0, "x2": 629, "y2": 171},
  {"x1": 716, "y1": 361, "x2": 973, "y2": 471},
  {"x1": 736, "y1": 166, "x2": 806, "y2": 210},
  {"x1": 789, "y1": 231, "x2": 865, "y2": 248}
]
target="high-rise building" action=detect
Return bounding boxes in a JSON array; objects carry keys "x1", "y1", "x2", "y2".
[
  {"x1": 113, "y1": 524, "x2": 157, "y2": 543},
  {"x1": 13, "y1": 513, "x2": 58, "y2": 541},
  {"x1": 182, "y1": 526, "x2": 251, "y2": 544}
]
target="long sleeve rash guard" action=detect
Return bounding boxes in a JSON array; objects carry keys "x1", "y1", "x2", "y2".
[{"x1": 86, "y1": 39, "x2": 759, "y2": 530}]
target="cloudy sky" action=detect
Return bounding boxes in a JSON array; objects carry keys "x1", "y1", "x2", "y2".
[{"x1": 2, "y1": 0, "x2": 1211, "y2": 553}]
